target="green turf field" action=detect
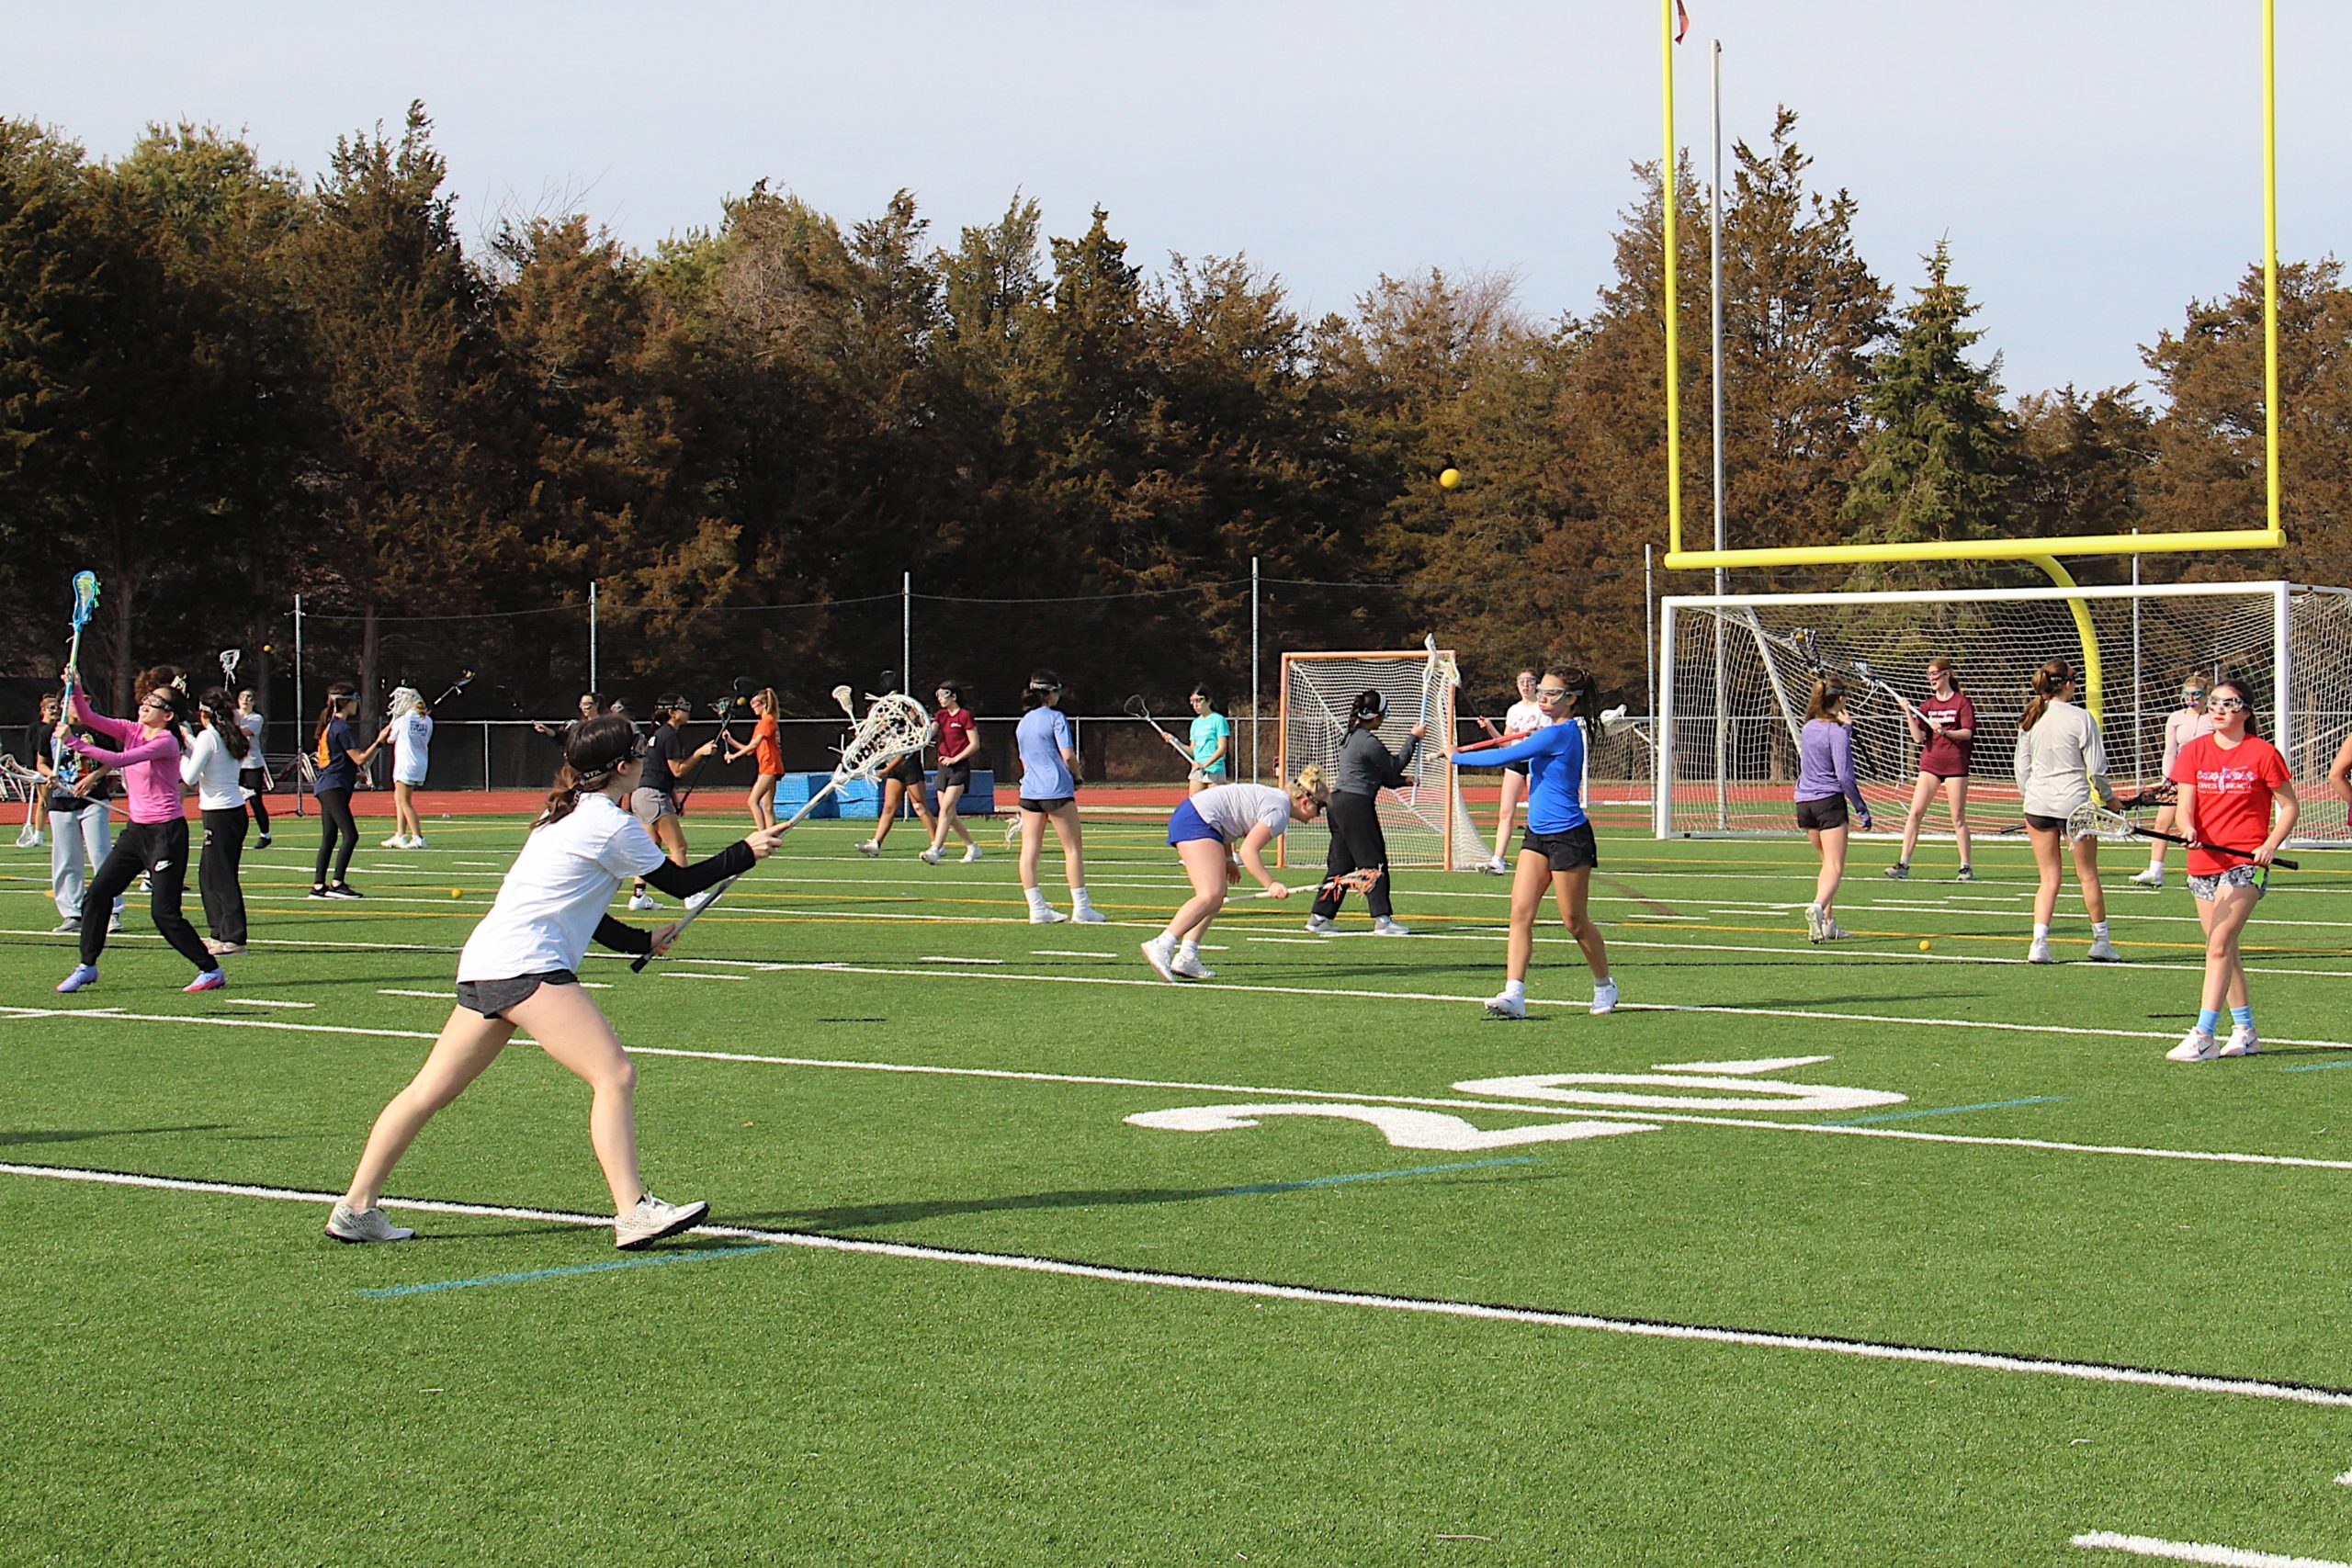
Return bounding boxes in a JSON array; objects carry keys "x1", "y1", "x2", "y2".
[{"x1": 6, "y1": 812, "x2": 2352, "y2": 1565}]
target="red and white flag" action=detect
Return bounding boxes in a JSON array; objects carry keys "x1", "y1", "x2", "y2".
[{"x1": 1675, "y1": 1, "x2": 1691, "y2": 43}]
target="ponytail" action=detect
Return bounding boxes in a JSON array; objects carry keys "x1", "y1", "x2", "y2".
[
  {"x1": 200, "y1": 690, "x2": 250, "y2": 761},
  {"x1": 2020, "y1": 659, "x2": 2072, "y2": 733},
  {"x1": 1022, "y1": 670, "x2": 1063, "y2": 711},
  {"x1": 538, "y1": 714, "x2": 642, "y2": 826},
  {"x1": 315, "y1": 682, "x2": 356, "y2": 750}
]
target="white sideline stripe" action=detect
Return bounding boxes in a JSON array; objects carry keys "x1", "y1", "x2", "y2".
[
  {"x1": 921, "y1": 955, "x2": 1006, "y2": 965},
  {"x1": 220, "y1": 998, "x2": 314, "y2": 1010},
  {"x1": 16, "y1": 1003, "x2": 2352, "y2": 1175},
  {"x1": 659, "y1": 972, "x2": 746, "y2": 982},
  {"x1": 0, "y1": 926, "x2": 459, "y2": 954},
  {"x1": 379, "y1": 989, "x2": 450, "y2": 999},
  {"x1": 6, "y1": 1160, "x2": 2347, "y2": 1411},
  {"x1": 1031, "y1": 950, "x2": 1118, "y2": 960},
  {"x1": 2071, "y1": 1530, "x2": 2352, "y2": 1566}
]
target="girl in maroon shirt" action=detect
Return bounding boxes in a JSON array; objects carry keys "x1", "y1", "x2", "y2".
[
  {"x1": 922, "y1": 681, "x2": 982, "y2": 864},
  {"x1": 1885, "y1": 656, "x2": 1976, "y2": 883}
]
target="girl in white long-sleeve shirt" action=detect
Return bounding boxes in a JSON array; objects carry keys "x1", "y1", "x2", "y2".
[
  {"x1": 185, "y1": 690, "x2": 253, "y2": 953},
  {"x1": 2013, "y1": 659, "x2": 2119, "y2": 964}
]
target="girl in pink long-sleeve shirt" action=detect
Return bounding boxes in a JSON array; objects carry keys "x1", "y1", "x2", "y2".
[{"x1": 55, "y1": 665, "x2": 220, "y2": 993}]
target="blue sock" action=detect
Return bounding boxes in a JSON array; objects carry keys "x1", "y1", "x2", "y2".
[
  {"x1": 2198, "y1": 1009, "x2": 2222, "y2": 1036},
  {"x1": 2231, "y1": 1005, "x2": 2255, "y2": 1030}
]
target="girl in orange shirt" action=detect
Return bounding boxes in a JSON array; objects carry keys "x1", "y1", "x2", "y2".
[{"x1": 723, "y1": 687, "x2": 784, "y2": 831}]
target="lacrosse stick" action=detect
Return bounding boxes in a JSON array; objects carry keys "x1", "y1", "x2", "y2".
[
  {"x1": 1408, "y1": 636, "x2": 1464, "y2": 807},
  {"x1": 219, "y1": 647, "x2": 241, "y2": 689},
  {"x1": 56, "y1": 570, "x2": 99, "y2": 788},
  {"x1": 1599, "y1": 705, "x2": 1657, "y2": 748},
  {"x1": 632, "y1": 692, "x2": 933, "y2": 969},
  {"x1": 2066, "y1": 802, "x2": 2297, "y2": 870},
  {"x1": 1255, "y1": 864, "x2": 1384, "y2": 900},
  {"x1": 430, "y1": 670, "x2": 476, "y2": 708}
]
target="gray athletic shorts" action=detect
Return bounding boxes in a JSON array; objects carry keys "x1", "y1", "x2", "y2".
[
  {"x1": 629, "y1": 787, "x2": 679, "y2": 826},
  {"x1": 2188, "y1": 864, "x2": 2263, "y2": 902},
  {"x1": 456, "y1": 969, "x2": 578, "y2": 1018}
]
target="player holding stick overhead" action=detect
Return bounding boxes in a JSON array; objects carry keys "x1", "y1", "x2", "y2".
[
  {"x1": 1303, "y1": 691, "x2": 1423, "y2": 936},
  {"x1": 2015, "y1": 659, "x2": 2120, "y2": 964},
  {"x1": 2132, "y1": 671, "x2": 2216, "y2": 890},
  {"x1": 1474, "y1": 668, "x2": 1544, "y2": 874},
  {"x1": 233, "y1": 689, "x2": 270, "y2": 847},
  {"x1": 1794, "y1": 679, "x2": 1871, "y2": 942},
  {"x1": 54, "y1": 666, "x2": 220, "y2": 994},
  {"x1": 2163, "y1": 678, "x2": 2296, "y2": 1062},
  {"x1": 921, "y1": 681, "x2": 982, "y2": 863},
  {"x1": 1140, "y1": 770, "x2": 1330, "y2": 981},
  {"x1": 325, "y1": 716, "x2": 791, "y2": 1247},
  {"x1": 1885, "y1": 656, "x2": 1975, "y2": 882},
  {"x1": 1447, "y1": 664, "x2": 1617, "y2": 1019}
]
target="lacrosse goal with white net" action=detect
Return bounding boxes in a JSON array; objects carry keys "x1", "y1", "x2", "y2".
[
  {"x1": 1657, "y1": 581, "x2": 2352, "y2": 845},
  {"x1": 1278, "y1": 649, "x2": 1487, "y2": 869}
]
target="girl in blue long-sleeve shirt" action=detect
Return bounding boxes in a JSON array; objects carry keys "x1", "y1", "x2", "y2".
[
  {"x1": 1447, "y1": 663, "x2": 1615, "y2": 1019},
  {"x1": 1794, "y1": 679, "x2": 1872, "y2": 942}
]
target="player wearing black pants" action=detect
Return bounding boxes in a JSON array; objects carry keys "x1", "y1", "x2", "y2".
[
  {"x1": 1306, "y1": 691, "x2": 1425, "y2": 936},
  {"x1": 309, "y1": 683, "x2": 385, "y2": 898}
]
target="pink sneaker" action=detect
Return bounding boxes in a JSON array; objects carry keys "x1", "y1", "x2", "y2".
[{"x1": 183, "y1": 969, "x2": 225, "y2": 994}]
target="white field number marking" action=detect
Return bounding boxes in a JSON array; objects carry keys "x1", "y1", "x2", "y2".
[
  {"x1": 1454, "y1": 1056, "x2": 1904, "y2": 1116},
  {"x1": 1126, "y1": 1104, "x2": 1660, "y2": 1152}
]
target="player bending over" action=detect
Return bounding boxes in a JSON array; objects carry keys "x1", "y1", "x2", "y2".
[
  {"x1": 326, "y1": 716, "x2": 789, "y2": 1248},
  {"x1": 1447, "y1": 664, "x2": 1617, "y2": 1019},
  {"x1": 1140, "y1": 768, "x2": 1330, "y2": 981}
]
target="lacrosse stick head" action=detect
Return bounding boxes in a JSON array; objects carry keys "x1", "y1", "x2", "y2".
[
  {"x1": 219, "y1": 648, "x2": 241, "y2": 684},
  {"x1": 836, "y1": 694, "x2": 933, "y2": 778},
  {"x1": 71, "y1": 570, "x2": 98, "y2": 627},
  {"x1": 1600, "y1": 704, "x2": 1632, "y2": 736},
  {"x1": 388, "y1": 685, "x2": 424, "y2": 717},
  {"x1": 1123, "y1": 694, "x2": 1151, "y2": 721},
  {"x1": 831, "y1": 683, "x2": 856, "y2": 718}
]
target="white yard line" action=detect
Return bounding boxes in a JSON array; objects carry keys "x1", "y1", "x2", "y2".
[
  {"x1": 4, "y1": 1159, "x2": 2346, "y2": 1411},
  {"x1": 658, "y1": 972, "x2": 746, "y2": 982},
  {"x1": 2071, "y1": 1531, "x2": 2352, "y2": 1566},
  {"x1": 220, "y1": 998, "x2": 314, "y2": 1010},
  {"x1": 921, "y1": 955, "x2": 1007, "y2": 965}
]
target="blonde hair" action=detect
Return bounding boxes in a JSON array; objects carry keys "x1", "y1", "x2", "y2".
[{"x1": 1289, "y1": 763, "x2": 1330, "y2": 807}]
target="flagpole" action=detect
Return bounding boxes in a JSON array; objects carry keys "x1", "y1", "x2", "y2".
[{"x1": 1710, "y1": 34, "x2": 1728, "y2": 831}]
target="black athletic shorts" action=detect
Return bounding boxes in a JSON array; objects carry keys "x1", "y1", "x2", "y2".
[
  {"x1": 456, "y1": 968, "x2": 578, "y2": 1019},
  {"x1": 939, "y1": 761, "x2": 973, "y2": 789},
  {"x1": 1519, "y1": 822, "x2": 1598, "y2": 872},
  {"x1": 1795, "y1": 796, "x2": 1849, "y2": 832},
  {"x1": 1018, "y1": 795, "x2": 1074, "y2": 814},
  {"x1": 2024, "y1": 810, "x2": 2071, "y2": 834},
  {"x1": 885, "y1": 752, "x2": 924, "y2": 786},
  {"x1": 1504, "y1": 760, "x2": 1530, "y2": 777}
]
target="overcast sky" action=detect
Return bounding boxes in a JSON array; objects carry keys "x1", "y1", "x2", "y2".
[{"x1": 7, "y1": 2, "x2": 2342, "y2": 399}]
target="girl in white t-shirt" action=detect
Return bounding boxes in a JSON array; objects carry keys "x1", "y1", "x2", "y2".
[
  {"x1": 1139, "y1": 769, "x2": 1330, "y2": 981},
  {"x1": 326, "y1": 715, "x2": 790, "y2": 1251},
  {"x1": 1475, "y1": 668, "x2": 1544, "y2": 874},
  {"x1": 381, "y1": 687, "x2": 434, "y2": 849}
]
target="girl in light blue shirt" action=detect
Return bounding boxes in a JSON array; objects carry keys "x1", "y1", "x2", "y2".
[{"x1": 1013, "y1": 671, "x2": 1102, "y2": 923}]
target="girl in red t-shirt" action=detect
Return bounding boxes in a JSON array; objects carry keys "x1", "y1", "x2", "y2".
[
  {"x1": 922, "y1": 682, "x2": 983, "y2": 864},
  {"x1": 1885, "y1": 656, "x2": 1976, "y2": 883},
  {"x1": 723, "y1": 687, "x2": 785, "y2": 831},
  {"x1": 2163, "y1": 678, "x2": 2298, "y2": 1063}
]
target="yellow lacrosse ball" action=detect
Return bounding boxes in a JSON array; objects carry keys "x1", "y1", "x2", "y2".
[
  {"x1": 1917, "y1": 940, "x2": 1932, "y2": 952},
  {"x1": 449, "y1": 888, "x2": 464, "y2": 898},
  {"x1": 1438, "y1": 468, "x2": 1462, "y2": 490}
]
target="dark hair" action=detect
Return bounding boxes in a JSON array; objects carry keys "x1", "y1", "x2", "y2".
[
  {"x1": 2208, "y1": 677, "x2": 2261, "y2": 736},
  {"x1": 1544, "y1": 663, "x2": 1599, "y2": 730},
  {"x1": 1191, "y1": 683, "x2": 1217, "y2": 708},
  {"x1": 1022, "y1": 670, "x2": 1063, "y2": 710},
  {"x1": 539, "y1": 714, "x2": 644, "y2": 826},
  {"x1": 1349, "y1": 689, "x2": 1388, "y2": 728},
  {"x1": 198, "y1": 689, "x2": 250, "y2": 761},
  {"x1": 935, "y1": 680, "x2": 964, "y2": 705},
  {"x1": 654, "y1": 693, "x2": 688, "y2": 717},
  {"x1": 133, "y1": 665, "x2": 192, "y2": 748},
  {"x1": 315, "y1": 682, "x2": 357, "y2": 748},
  {"x1": 1805, "y1": 677, "x2": 1849, "y2": 723},
  {"x1": 2020, "y1": 659, "x2": 2074, "y2": 732},
  {"x1": 581, "y1": 690, "x2": 606, "y2": 707}
]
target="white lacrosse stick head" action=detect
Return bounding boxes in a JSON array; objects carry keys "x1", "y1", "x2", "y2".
[
  {"x1": 837, "y1": 693, "x2": 933, "y2": 778},
  {"x1": 831, "y1": 684, "x2": 856, "y2": 718},
  {"x1": 388, "y1": 686, "x2": 423, "y2": 717}
]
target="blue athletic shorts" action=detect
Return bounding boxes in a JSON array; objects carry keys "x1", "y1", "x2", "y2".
[{"x1": 1168, "y1": 797, "x2": 1225, "y2": 846}]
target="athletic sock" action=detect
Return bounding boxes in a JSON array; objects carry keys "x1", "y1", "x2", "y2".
[
  {"x1": 2198, "y1": 1008, "x2": 2222, "y2": 1036},
  {"x1": 2033, "y1": 923, "x2": 2052, "y2": 942},
  {"x1": 1178, "y1": 939, "x2": 1199, "y2": 957},
  {"x1": 2092, "y1": 920, "x2": 2110, "y2": 941},
  {"x1": 1502, "y1": 979, "x2": 1526, "y2": 1002},
  {"x1": 1071, "y1": 887, "x2": 1097, "y2": 912},
  {"x1": 1025, "y1": 886, "x2": 1052, "y2": 912},
  {"x1": 2231, "y1": 1005, "x2": 2255, "y2": 1031}
]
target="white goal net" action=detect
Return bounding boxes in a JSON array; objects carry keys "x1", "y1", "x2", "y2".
[
  {"x1": 1278, "y1": 650, "x2": 1487, "y2": 869},
  {"x1": 1658, "y1": 581, "x2": 2352, "y2": 845}
]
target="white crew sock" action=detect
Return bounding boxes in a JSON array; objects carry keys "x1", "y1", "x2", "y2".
[
  {"x1": 1178, "y1": 938, "x2": 1199, "y2": 957},
  {"x1": 1025, "y1": 886, "x2": 1052, "y2": 911},
  {"x1": 2033, "y1": 922, "x2": 2051, "y2": 941},
  {"x1": 1071, "y1": 886, "x2": 1096, "y2": 911},
  {"x1": 2092, "y1": 920, "x2": 2110, "y2": 940},
  {"x1": 1502, "y1": 979, "x2": 1526, "y2": 1002}
]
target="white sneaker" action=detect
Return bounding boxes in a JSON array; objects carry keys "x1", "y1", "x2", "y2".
[
  {"x1": 1804, "y1": 903, "x2": 1827, "y2": 943},
  {"x1": 1484, "y1": 989, "x2": 1528, "y2": 1021},
  {"x1": 628, "y1": 892, "x2": 659, "y2": 912},
  {"x1": 2028, "y1": 937, "x2": 2053, "y2": 964},
  {"x1": 1140, "y1": 934, "x2": 1178, "y2": 981},
  {"x1": 1304, "y1": 915, "x2": 1337, "y2": 935},
  {"x1": 410, "y1": 834, "x2": 427, "y2": 849},
  {"x1": 1822, "y1": 919, "x2": 1852, "y2": 941},
  {"x1": 920, "y1": 846, "x2": 943, "y2": 864},
  {"x1": 1480, "y1": 855, "x2": 1509, "y2": 875},
  {"x1": 1590, "y1": 978, "x2": 1620, "y2": 1015},
  {"x1": 380, "y1": 834, "x2": 406, "y2": 848},
  {"x1": 1072, "y1": 905, "x2": 1108, "y2": 924},
  {"x1": 1171, "y1": 949, "x2": 1216, "y2": 980},
  {"x1": 961, "y1": 846, "x2": 984, "y2": 863},
  {"x1": 1029, "y1": 905, "x2": 1067, "y2": 925},
  {"x1": 615, "y1": 1192, "x2": 708, "y2": 1249},
  {"x1": 854, "y1": 840, "x2": 879, "y2": 858},
  {"x1": 2166, "y1": 1028, "x2": 2222, "y2": 1063},
  {"x1": 2220, "y1": 1024, "x2": 2261, "y2": 1057},
  {"x1": 1371, "y1": 917, "x2": 1411, "y2": 936},
  {"x1": 1883, "y1": 861, "x2": 1909, "y2": 881},
  {"x1": 2130, "y1": 865, "x2": 2164, "y2": 888},
  {"x1": 325, "y1": 1202, "x2": 413, "y2": 1244},
  {"x1": 2086, "y1": 937, "x2": 2122, "y2": 963}
]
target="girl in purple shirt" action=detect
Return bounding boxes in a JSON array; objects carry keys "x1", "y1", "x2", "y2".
[
  {"x1": 56, "y1": 664, "x2": 220, "y2": 993},
  {"x1": 1793, "y1": 679, "x2": 1871, "y2": 943}
]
